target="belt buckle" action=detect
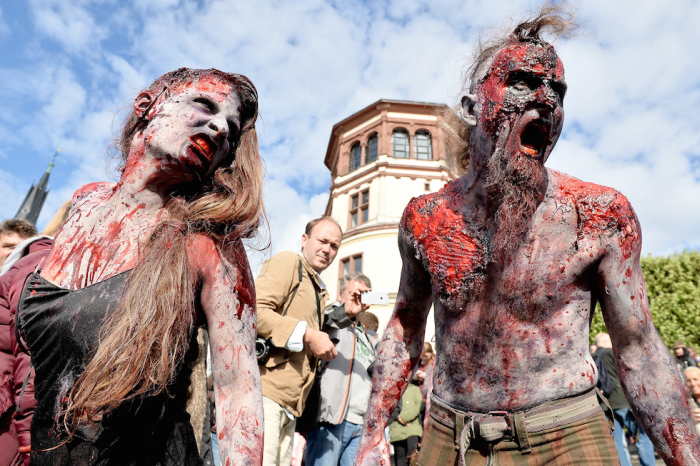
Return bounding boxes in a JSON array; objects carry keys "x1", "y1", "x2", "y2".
[{"x1": 486, "y1": 410, "x2": 514, "y2": 438}]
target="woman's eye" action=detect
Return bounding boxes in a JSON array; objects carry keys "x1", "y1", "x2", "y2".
[{"x1": 194, "y1": 98, "x2": 215, "y2": 112}]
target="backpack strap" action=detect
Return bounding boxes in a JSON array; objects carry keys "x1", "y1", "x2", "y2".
[{"x1": 281, "y1": 259, "x2": 304, "y2": 317}]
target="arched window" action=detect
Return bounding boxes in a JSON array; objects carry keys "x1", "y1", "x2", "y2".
[
  {"x1": 392, "y1": 130, "x2": 409, "y2": 158},
  {"x1": 350, "y1": 143, "x2": 362, "y2": 171},
  {"x1": 366, "y1": 134, "x2": 378, "y2": 164},
  {"x1": 415, "y1": 131, "x2": 432, "y2": 160}
]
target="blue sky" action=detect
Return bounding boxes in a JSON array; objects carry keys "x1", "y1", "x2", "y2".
[{"x1": 1, "y1": 0, "x2": 699, "y2": 269}]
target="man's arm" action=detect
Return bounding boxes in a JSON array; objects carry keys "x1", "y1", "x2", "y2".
[
  {"x1": 355, "y1": 221, "x2": 433, "y2": 466},
  {"x1": 255, "y1": 252, "x2": 304, "y2": 347},
  {"x1": 256, "y1": 251, "x2": 336, "y2": 360},
  {"x1": 596, "y1": 195, "x2": 700, "y2": 465},
  {"x1": 194, "y1": 237, "x2": 263, "y2": 466}
]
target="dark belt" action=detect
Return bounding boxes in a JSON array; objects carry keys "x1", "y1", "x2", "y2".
[{"x1": 429, "y1": 389, "x2": 603, "y2": 465}]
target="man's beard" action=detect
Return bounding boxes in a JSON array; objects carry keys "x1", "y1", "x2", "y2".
[{"x1": 484, "y1": 149, "x2": 547, "y2": 260}]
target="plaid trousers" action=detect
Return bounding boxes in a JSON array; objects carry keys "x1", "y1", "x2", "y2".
[{"x1": 411, "y1": 392, "x2": 620, "y2": 466}]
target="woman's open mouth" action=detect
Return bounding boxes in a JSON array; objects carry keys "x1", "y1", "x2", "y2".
[
  {"x1": 190, "y1": 134, "x2": 217, "y2": 161},
  {"x1": 519, "y1": 121, "x2": 550, "y2": 157}
]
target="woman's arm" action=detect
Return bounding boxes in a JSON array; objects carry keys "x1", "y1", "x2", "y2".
[{"x1": 191, "y1": 235, "x2": 263, "y2": 466}]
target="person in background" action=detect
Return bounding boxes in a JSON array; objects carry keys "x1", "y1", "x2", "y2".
[
  {"x1": 684, "y1": 367, "x2": 700, "y2": 436},
  {"x1": 305, "y1": 272, "x2": 376, "y2": 466},
  {"x1": 256, "y1": 217, "x2": 349, "y2": 466},
  {"x1": 0, "y1": 201, "x2": 70, "y2": 466},
  {"x1": 594, "y1": 333, "x2": 656, "y2": 466},
  {"x1": 389, "y1": 382, "x2": 423, "y2": 466},
  {"x1": 0, "y1": 220, "x2": 37, "y2": 271},
  {"x1": 357, "y1": 311, "x2": 379, "y2": 335},
  {"x1": 675, "y1": 340, "x2": 698, "y2": 377},
  {"x1": 413, "y1": 342, "x2": 434, "y2": 397},
  {"x1": 687, "y1": 347, "x2": 699, "y2": 364}
]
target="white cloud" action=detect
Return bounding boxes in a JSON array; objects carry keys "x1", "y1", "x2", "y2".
[
  {"x1": 28, "y1": 0, "x2": 109, "y2": 55},
  {"x1": 2, "y1": 0, "x2": 699, "y2": 260}
]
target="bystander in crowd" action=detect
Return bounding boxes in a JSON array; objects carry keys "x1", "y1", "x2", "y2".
[
  {"x1": 594, "y1": 333, "x2": 656, "y2": 466},
  {"x1": 305, "y1": 272, "x2": 378, "y2": 466},
  {"x1": 0, "y1": 220, "x2": 37, "y2": 270},
  {"x1": 0, "y1": 202, "x2": 70, "y2": 465},
  {"x1": 256, "y1": 217, "x2": 365, "y2": 466},
  {"x1": 685, "y1": 367, "x2": 700, "y2": 436}
]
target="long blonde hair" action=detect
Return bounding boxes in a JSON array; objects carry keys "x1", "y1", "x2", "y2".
[
  {"x1": 63, "y1": 69, "x2": 265, "y2": 432},
  {"x1": 40, "y1": 200, "x2": 72, "y2": 237}
]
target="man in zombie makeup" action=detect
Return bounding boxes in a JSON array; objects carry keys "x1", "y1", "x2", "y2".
[{"x1": 355, "y1": 6, "x2": 700, "y2": 466}]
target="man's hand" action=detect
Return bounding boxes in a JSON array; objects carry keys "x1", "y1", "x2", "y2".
[
  {"x1": 344, "y1": 288, "x2": 370, "y2": 319},
  {"x1": 303, "y1": 327, "x2": 337, "y2": 361}
]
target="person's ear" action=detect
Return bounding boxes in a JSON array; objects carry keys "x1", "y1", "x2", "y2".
[
  {"x1": 460, "y1": 94, "x2": 477, "y2": 127},
  {"x1": 301, "y1": 233, "x2": 308, "y2": 251},
  {"x1": 134, "y1": 92, "x2": 154, "y2": 119}
]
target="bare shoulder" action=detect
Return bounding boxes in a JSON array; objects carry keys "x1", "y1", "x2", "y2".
[
  {"x1": 187, "y1": 234, "x2": 248, "y2": 273},
  {"x1": 72, "y1": 182, "x2": 113, "y2": 206},
  {"x1": 400, "y1": 178, "x2": 463, "y2": 238},
  {"x1": 187, "y1": 234, "x2": 255, "y2": 306},
  {"x1": 550, "y1": 170, "x2": 640, "y2": 255}
]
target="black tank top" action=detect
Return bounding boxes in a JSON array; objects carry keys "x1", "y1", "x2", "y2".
[{"x1": 17, "y1": 272, "x2": 203, "y2": 466}]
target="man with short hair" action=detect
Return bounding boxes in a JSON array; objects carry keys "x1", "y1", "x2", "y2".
[
  {"x1": 0, "y1": 219, "x2": 37, "y2": 270},
  {"x1": 305, "y1": 272, "x2": 377, "y2": 466},
  {"x1": 256, "y1": 217, "x2": 362, "y2": 466},
  {"x1": 358, "y1": 311, "x2": 379, "y2": 334},
  {"x1": 356, "y1": 6, "x2": 700, "y2": 465},
  {"x1": 594, "y1": 333, "x2": 655, "y2": 466}
]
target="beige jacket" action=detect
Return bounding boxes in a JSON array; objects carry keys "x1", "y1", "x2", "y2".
[{"x1": 256, "y1": 251, "x2": 329, "y2": 417}]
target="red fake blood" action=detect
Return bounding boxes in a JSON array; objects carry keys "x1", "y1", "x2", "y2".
[
  {"x1": 663, "y1": 418, "x2": 697, "y2": 464},
  {"x1": 403, "y1": 181, "x2": 487, "y2": 301},
  {"x1": 556, "y1": 172, "x2": 639, "y2": 260}
]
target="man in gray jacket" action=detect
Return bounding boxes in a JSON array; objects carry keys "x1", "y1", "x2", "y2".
[{"x1": 305, "y1": 272, "x2": 378, "y2": 466}]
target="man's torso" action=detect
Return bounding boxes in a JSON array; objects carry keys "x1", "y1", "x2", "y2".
[{"x1": 403, "y1": 169, "x2": 637, "y2": 412}]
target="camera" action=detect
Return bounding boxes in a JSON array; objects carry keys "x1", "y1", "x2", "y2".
[
  {"x1": 256, "y1": 337, "x2": 272, "y2": 364},
  {"x1": 361, "y1": 291, "x2": 389, "y2": 305}
]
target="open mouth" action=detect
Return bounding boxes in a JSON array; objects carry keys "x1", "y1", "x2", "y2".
[
  {"x1": 519, "y1": 121, "x2": 550, "y2": 157},
  {"x1": 190, "y1": 134, "x2": 217, "y2": 161}
]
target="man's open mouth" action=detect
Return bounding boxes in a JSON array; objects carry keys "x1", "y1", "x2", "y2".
[
  {"x1": 519, "y1": 120, "x2": 550, "y2": 157},
  {"x1": 191, "y1": 134, "x2": 217, "y2": 161}
]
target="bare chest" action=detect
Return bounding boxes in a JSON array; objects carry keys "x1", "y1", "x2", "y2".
[
  {"x1": 43, "y1": 202, "x2": 163, "y2": 289},
  {"x1": 414, "y1": 196, "x2": 601, "y2": 313}
]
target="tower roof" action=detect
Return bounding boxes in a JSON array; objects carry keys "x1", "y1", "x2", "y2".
[
  {"x1": 324, "y1": 99, "x2": 448, "y2": 172},
  {"x1": 15, "y1": 150, "x2": 59, "y2": 224}
]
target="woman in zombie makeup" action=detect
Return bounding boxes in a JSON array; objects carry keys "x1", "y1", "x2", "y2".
[{"x1": 16, "y1": 68, "x2": 265, "y2": 466}]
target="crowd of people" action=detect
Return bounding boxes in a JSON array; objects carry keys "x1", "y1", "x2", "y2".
[{"x1": 2, "y1": 4, "x2": 700, "y2": 466}]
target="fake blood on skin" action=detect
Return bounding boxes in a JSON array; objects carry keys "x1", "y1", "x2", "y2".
[
  {"x1": 477, "y1": 42, "x2": 564, "y2": 140},
  {"x1": 36, "y1": 73, "x2": 264, "y2": 465}
]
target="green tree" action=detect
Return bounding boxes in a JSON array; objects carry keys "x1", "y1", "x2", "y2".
[{"x1": 590, "y1": 250, "x2": 700, "y2": 349}]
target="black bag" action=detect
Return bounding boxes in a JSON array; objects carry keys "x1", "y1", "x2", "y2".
[
  {"x1": 295, "y1": 360, "x2": 326, "y2": 433},
  {"x1": 595, "y1": 350, "x2": 614, "y2": 397}
]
